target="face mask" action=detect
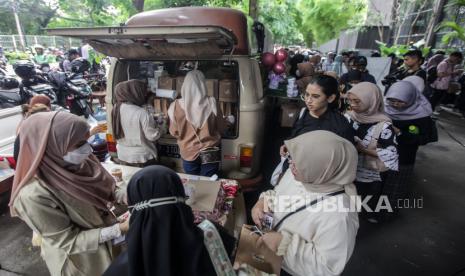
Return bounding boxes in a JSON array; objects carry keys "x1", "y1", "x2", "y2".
[
  {"x1": 63, "y1": 143, "x2": 92, "y2": 165},
  {"x1": 296, "y1": 70, "x2": 301, "y2": 77}
]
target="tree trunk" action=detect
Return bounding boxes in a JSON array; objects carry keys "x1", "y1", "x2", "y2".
[
  {"x1": 249, "y1": 0, "x2": 258, "y2": 20},
  {"x1": 406, "y1": 0, "x2": 428, "y2": 45},
  {"x1": 393, "y1": 0, "x2": 404, "y2": 45},
  {"x1": 132, "y1": 0, "x2": 144, "y2": 13},
  {"x1": 424, "y1": 0, "x2": 446, "y2": 47}
]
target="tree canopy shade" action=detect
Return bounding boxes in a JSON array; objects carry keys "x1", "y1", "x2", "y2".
[
  {"x1": 0, "y1": 0, "x2": 367, "y2": 47},
  {"x1": 299, "y1": 0, "x2": 366, "y2": 45}
]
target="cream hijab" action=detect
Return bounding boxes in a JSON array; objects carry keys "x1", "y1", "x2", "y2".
[
  {"x1": 168, "y1": 70, "x2": 217, "y2": 129},
  {"x1": 348, "y1": 82, "x2": 392, "y2": 124},
  {"x1": 284, "y1": 130, "x2": 358, "y2": 196}
]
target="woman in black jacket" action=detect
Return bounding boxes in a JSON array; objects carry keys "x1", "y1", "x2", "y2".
[{"x1": 384, "y1": 76, "x2": 434, "y2": 208}]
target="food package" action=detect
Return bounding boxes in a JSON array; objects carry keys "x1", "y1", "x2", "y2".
[
  {"x1": 219, "y1": 79, "x2": 238, "y2": 102},
  {"x1": 176, "y1": 76, "x2": 185, "y2": 95},
  {"x1": 158, "y1": 76, "x2": 176, "y2": 90},
  {"x1": 206, "y1": 79, "x2": 219, "y2": 98},
  {"x1": 280, "y1": 103, "x2": 300, "y2": 127}
]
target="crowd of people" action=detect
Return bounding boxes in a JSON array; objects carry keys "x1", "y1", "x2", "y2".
[{"x1": 6, "y1": 45, "x2": 464, "y2": 276}]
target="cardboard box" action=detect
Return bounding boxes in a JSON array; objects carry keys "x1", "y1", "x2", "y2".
[
  {"x1": 158, "y1": 76, "x2": 176, "y2": 90},
  {"x1": 219, "y1": 79, "x2": 237, "y2": 102},
  {"x1": 280, "y1": 104, "x2": 300, "y2": 128},
  {"x1": 206, "y1": 79, "x2": 219, "y2": 98},
  {"x1": 176, "y1": 76, "x2": 185, "y2": 95}
]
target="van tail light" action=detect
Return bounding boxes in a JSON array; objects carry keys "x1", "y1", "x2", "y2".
[
  {"x1": 240, "y1": 145, "x2": 254, "y2": 172},
  {"x1": 106, "y1": 133, "x2": 118, "y2": 157}
]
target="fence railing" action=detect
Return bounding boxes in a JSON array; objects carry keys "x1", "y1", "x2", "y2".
[{"x1": 0, "y1": 35, "x2": 82, "y2": 51}]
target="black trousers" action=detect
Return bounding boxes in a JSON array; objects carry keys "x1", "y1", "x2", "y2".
[
  {"x1": 355, "y1": 180, "x2": 383, "y2": 218},
  {"x1": 429, "y1": 88, "x2": 447, "y2": 110}
]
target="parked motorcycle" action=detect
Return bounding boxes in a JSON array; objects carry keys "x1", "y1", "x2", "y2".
[
  {"x1": 13, "y1": 60, "x2": 57, "y2": 104},
  {"x1": 48, "y1": 58, "x2": 93, "y2": 118},
  {"x1": 0, "y1": 76, "x2": 22, "y2": 108}
]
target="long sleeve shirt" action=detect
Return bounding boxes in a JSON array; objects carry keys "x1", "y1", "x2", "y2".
[
  {"x1": 13, "y1": 178, "x2": 113, "y2": 276},
  {"x1": 262, "y1": 170, "x2": 359, "y2": 276},
  {"x1": 116, "y1": 103, "x2": 164, "y2": 163}
]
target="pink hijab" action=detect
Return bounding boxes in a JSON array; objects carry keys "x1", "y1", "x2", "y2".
[
  {"x1": 10, "y1": 111, "x2": 115, "y2": 215},
  {"x1": 348, "y1": 82, "x2": 392, "y2": 124}
]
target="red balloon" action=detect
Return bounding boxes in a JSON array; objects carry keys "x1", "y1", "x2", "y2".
[
  {"x1": 275, "y1": 49, "x2": 288, "y2": 62},
  {"x1": 262, "y1": 52, "x2": 276, "y2": 67},
  {"x1": 273, "y1": 62, "x2": 286, "y2": 74}
]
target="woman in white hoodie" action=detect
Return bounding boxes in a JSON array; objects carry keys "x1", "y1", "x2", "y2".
[{"x1": 251, "y1": 130, "x2": 359, "y2": 276}]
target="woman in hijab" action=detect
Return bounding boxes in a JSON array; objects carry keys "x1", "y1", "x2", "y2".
[
  {"x1": 346, "y1": 82, "x2": 398, "y2": 223},
  {"x1": 168, "y1": 70, "x2": 228, "y2": 177},
  {"x1": 425, "y1": 54, "x2": 446, "y2": 98},
  {"x1": 10, "y1": 111, "x2": 127, "y2": 276},
  {"x1": 385, "y1": 76, "x2": 434, "y2": 167},
  {"x1": 103, "y1": 165, "x2": 235, "y2": 276},
  {"x1": 112, "y1": 79, "x2": 164, "y2": 167},
  {"x1": 252, "y1": 131, "x2": 359, "y2": 276}
]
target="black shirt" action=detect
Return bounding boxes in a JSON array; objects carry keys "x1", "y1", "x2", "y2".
[
  {"x1": 291, "y1": 108, "x2": 355, "y2": 144},
  {"x1": 392, "y1": 116, "x2": 433, "y2": 165}
]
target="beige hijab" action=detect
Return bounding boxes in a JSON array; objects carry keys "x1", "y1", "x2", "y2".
[
  {"x1": 284, "y1": 130, "x2": 358, "y2": 196},
  {"x1": 347, "y1": 82, "x2": 392, "y2": 124},
  {"x1": 168, "y1": 70, "x2": 217, "y2": 129},
  {"x1": 10, "y1": 111, "x2": 115, "y2": 216}
]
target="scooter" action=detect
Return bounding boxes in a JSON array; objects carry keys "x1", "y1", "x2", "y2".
[
  {"x1": 47, "y1": 58, "x2": 93, "y2": 118},
  {"x1": 0, "y1": 76, "x2": 22, "y2": 108},
  {"x1": 13, "y1": 60, "x2": 57, "y2": 104}
]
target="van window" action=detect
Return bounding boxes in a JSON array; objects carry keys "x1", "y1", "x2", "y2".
[{"x1": 113, "y1": 60, "x2": 239, "y2": 139}]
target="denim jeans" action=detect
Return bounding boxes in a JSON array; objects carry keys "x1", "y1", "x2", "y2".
[{"x1": 182, "y1": 157, "x2": 219, "y2": 177}]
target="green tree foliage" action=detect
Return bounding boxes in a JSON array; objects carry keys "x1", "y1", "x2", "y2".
[
  {"x1": 298, "y1": 0, "x2": 366, "y2": 45},
  {"x1": 0, "y1": 0, "x2": 57, "y2": 34},
  {"x1": 258, "y1": 0, "x2": 304, "y2": 45},
  {"x1": 0, "y1": 0, "x2": 368, "y2": 47}
]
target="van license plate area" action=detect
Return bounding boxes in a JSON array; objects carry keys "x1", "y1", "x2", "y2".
[{"x1": 158, "y1": 144, "x2": 180, "y2": 158}]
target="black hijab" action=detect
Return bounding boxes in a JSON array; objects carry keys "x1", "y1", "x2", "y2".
[{"x1": 104, "y1": 165, "x2": 218, "y2": 276}]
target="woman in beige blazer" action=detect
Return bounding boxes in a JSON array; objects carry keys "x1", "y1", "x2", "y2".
[{"x1": 10, "y1": 111, "x2": 128, "y2": 276}]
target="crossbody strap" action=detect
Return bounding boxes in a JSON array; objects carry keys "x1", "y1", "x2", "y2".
[{"x1": 272, "y1": 190, "x2": 345, "y2": 231}]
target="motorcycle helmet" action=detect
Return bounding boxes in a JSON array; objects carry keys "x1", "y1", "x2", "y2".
[
  {"x1": 70, "y1": 58, "x2": 90, "y2": 74},
  {"x1": 1, "y1": 77, "x2": 19, "y2": 89},
  {"x1": 13, "y1": 60, "x2": 36, "y2": 79}
]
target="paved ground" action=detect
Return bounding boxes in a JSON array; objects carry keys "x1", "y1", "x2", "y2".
[{"x1": 1, "y1": 111, "x2": 465, "y2": 276}]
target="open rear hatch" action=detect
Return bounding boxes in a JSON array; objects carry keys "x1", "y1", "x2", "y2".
[{"x1": 46, "y1": 25, "x2": 237, "y2": 60}]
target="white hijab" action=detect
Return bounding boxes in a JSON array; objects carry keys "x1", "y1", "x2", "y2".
[{"x1": 168, "y1": 70, "x2": 217, "y2": 129}]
